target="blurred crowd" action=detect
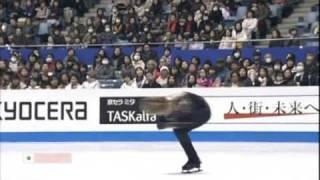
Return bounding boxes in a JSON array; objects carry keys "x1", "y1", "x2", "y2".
[
  {"x1": 0, "y1": 0, "x2": 318, "y2": 48},
  {"x1": 0, "y1": 0, "x2": 319, "y2": 90},
  {"x1": 0, "y1": 46, "x2": 319, "y2": 89}
]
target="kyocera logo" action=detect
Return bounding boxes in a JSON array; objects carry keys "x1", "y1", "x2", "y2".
[{"x1": 0, "y1": 101, "x2": 87, "y2": 121}]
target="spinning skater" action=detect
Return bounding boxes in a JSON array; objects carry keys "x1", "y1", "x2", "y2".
[{"x1": 141, "y1": 92, "x2": 211, "y2": 173}]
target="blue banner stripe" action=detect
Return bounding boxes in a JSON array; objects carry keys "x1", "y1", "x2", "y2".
[{"x1": 0, "y1": 132, "x2": 318, "y2": 143}]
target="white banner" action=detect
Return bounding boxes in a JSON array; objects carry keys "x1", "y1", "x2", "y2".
[{"x1": 0, "y1": 87, "x2": 319, "y2": 132}]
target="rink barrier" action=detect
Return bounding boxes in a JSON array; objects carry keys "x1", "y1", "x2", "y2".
[
  {"x1": 0, "y1": 87, "x2": 319, "y2": 143},
  {"x1": 0, "y1": 131, "x2": 318, "y2": 143}
]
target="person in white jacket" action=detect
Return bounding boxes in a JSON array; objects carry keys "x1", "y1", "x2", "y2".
[
  {"x1": 121, "y1": 74, "x2": 138, "y2": 89},
  {"x1": 82, "y1": 70, "x2": 100, "y2": 89},
  {"x1": 242, "y1": 10, "x2": 258, "y2": 40},
  {"x1": 65, "y1": 74, "x2": 82, "y2": 90},
  {"x1": 134, "y1": 0, "x2": 153, "y2": 18},
  {"x1": 232, "y1": 22, "x2": 248, "y2": 48},
  {"x1": 219, "y1": 29, "x2": 236, "y2": 49}
]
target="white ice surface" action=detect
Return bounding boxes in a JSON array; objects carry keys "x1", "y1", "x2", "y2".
[{"x1": 0, "y1": 142, "x2": 318, "y2": 180}]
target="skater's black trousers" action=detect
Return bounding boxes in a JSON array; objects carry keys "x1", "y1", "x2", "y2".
[
  {"x1": 172, "y1": 103, "x2": 210, "y2": 163},
  {"x1": 174, "y1": 128, "x2": 200, "y2": 163}
]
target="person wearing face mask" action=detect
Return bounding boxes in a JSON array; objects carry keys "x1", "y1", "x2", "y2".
[
  {"x1": 82, "y1": 25, "x2": 96, "y2": 44},
  {"x1": 263, "y1": 53, "x2": 273, "y2": 68},
  {"x1": 96, "y1": 57, "x2": 115, "y2": 80},
  {"x1": 98, "y1": 25, "x2": 116, "y2": 44},
  {"x1": 293, "y1": 62, "x2": 307, "y2": 86},
  {"x1": 273, "y1": 60, "x2": 283, "y2": 74},
  {"x1": 9, "y1": 54, "x2": 21, "y2": 73},
  {"x1": 232, "y1": 49, "x2": 242, "y2": 61},
  {"x1": 45, "y1": 54, "x2": 56, "y2": 73},
  {"x1": 132, "y1": 52, "x2": 146, "y2": 70}
]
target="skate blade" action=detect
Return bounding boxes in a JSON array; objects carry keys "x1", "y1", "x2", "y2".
[{"x1": 182, "y1": 168, "x2": 202, "y2": 174}]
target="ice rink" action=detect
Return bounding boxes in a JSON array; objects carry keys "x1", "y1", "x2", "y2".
[{"x1": 1, "y1": 142, "x2": 318, "y2": 180}]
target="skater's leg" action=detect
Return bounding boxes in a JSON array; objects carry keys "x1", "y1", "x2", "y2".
[{"x1": 173, "y1": 128, "x2": 200, "y2": 163}]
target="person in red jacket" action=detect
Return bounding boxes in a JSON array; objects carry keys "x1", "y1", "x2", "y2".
[{"x1": 167, "y1": 14, "x2": 178, "y2": 34}]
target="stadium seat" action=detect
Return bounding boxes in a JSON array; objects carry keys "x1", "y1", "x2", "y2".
[
  {"x1": 236, "y1": 6, "x2": 247, "y2": 20},
  {"x1": 305, "y1": 12, "x2": 319, "y2": 29},
  {"x1": 99, "y1": 79, "x2": 124, "y2": 89}
]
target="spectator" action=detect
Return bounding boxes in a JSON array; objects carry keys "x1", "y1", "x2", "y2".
[
  {"x1": 64, "y1": 48, "x2": 79, "y2": 64},
  {"x1": 96, "y1": 57, "x2": 115, "y2": 79},
  {"x1": 189, "y1": 33, "x2": 204, "y2": 50},
  {"x1": 287, "y1": 28, "x2": 301, "y2": 47},
  {"x1": 167, "y1": 75, "x2": 178, "y2": 88},
  {"x1": 49, "y1": 76, "x2": 60, "y2": 89},
  {"x1": 111, "y1": 47, "x2": 125, "y2": 70},
  {"x1": 142, "y1": 71, "x2": 161, "y2": 88},
  {"x1": 65, "y1": 74, "x2": 82, "y2": 89},
  {"x1": 283, "y1": 69, "x2": 296, "y2": 86},
  {"x1": 59, "y1": 73, "x2": 70, "y2": 88},
  {"x1": 255, "y1": 1, "x2": 270, "y2": 39},
  {"x1": 142, "y1": 44, "x2": 157, "y2": 62},
  {"x1": 186, "y1": 74, "x2": 197, "y2": 88},
  {"x1": 232, "y1": 21, "x2": 248, "y2": 48},
  {"x1": 9, "y1": 74, "x2": 27, "y2": 89},
  {"x1": 242, "y1": 10, "x2": 258, "y2": 40},
  {"x1": 35, "y1": 1, "x2": 50, "y2": 20},
  {"x1": 49, "y1": 0, "x2": 63, "y2": 20},
  {"x1": 98, "y1": 24, "x2": 116, "y2": 44},
  {"x1": 224, "y1": 71, "x2": 241, "y2": 87},
  {"x1": 160, "y1": 48, "x2": 172, "y2": 65},
  {"x1": 146, "y1": 59, "x2": 159, "y2": 78},
  {"x1": 303, "y1": 53, "x2": 318, "y2": 85},
  {"x1": 82, "y1": 70, "x2": 100, "y2": 89},
  {"x1": 273, "y1": 72, "x2": 286, "y2": 86},
  {"x1": 238, "y1": 67, "x2": 253, "y2": 87},
  {"x1": 132, "y1": 52, "x2": 146, "y2": 70},
  {"x1": 197, "y1": 68, "x2": 210, "y2": 87},
  {"x1": 257, "y1": 67, "x2": 273, "y2": 86},
  {"x1": 72, "y1": 0, "x2": 87, "y2": 16},
  {"x1": 121, "y1": 56, "x2": 136, "y2": 79},
  {"x1": 121, "y1": 73, "x2": 138, "y2": 89},
  {"x1": 134, "y1": 67, "x2": 146, "y2": 88},
  {"x1": 167, "y1": 14, "x2": 178, "y2": 34},
  {"x1": 269, "y1": 28, "x2": 284, "y2": 47},
  {"x1": 156, "y1": 66, "x2": 170, "y2": 87},
  {"x1": 209, "y1": 4, "x2": 224, "y2": 25},
  {"x1": 219, "y1": 28, "x2": 235, "y2": 49}
]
